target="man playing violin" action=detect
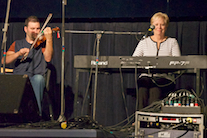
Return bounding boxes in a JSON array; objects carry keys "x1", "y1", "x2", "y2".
[{"x1": 1, "y1": 16, "x2": 53, "y2": 117}]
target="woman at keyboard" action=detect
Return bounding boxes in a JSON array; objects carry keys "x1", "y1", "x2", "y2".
[{"x1": 132, "y1": 12, "x2": 181, "y2": 110}]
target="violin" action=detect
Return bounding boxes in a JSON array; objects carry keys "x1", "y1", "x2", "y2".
[{"x1": 34, "y1": 26, "x2": 60, "y2": 48}]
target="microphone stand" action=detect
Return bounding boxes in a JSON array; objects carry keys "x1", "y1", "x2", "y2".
[
  {"x1": 65, "y1": 29, "x2": 145, "y2": 120},
  {"x1": 0, "y1": 0, "x2": 12, "y2": 74},
  {"x1": 93, "y1": 33, "x2": 101, "y2": 120},
  {"x1": 57, "y1": 0, "x2": 67, "y2": 122}
]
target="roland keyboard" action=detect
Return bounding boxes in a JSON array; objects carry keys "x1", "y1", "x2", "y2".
[{"x1": 74, "y1": 55, "x2": 207, "y2": 69}]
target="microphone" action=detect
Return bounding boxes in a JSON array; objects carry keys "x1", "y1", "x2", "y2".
[{"x1": 143, "y1": 25, "x2": 155, "y2": 39}]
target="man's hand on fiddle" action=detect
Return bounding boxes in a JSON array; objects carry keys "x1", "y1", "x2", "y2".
[{"x1": 43, "y1": 27, "x2": 52, "y2": 40}]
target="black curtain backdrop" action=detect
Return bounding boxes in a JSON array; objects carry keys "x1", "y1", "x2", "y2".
[
  {"x1": 1, "y1": 0, "x2": 207, "y2": 20},
  {"x1": 0, "y1": 21, "x2": 207, "y2": 126}
]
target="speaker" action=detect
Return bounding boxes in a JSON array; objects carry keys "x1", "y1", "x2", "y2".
[{"x1": 0, "y1": 74, "x2": 40, "y2": 123}]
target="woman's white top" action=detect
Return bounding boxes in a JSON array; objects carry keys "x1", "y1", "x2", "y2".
[
  {"x1": 132, "y1": 37, "x2": 181, "y2": 81},
  {"x1": 132, "y1": 37, "x2": 181, "y2": 57}
]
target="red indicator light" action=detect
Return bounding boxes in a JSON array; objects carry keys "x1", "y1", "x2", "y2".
[{"x1": 162, "y1": 118, "x2": 176, "y2": 121}]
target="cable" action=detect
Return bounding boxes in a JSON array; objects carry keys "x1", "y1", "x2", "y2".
[
  {"x1": 81, "y1": 37, "x2": 97, "y2": 115},
  {"x1": 119, "y1": 67, "x2": 130, "y2": 123},
  {"x1": 106, "y1": 113, "x2": 135, "y2": 129},
  {"x1": 134, "y1": 65, "x2": 139, "y2": 111},
  {"x1": 4, "y1": 120, "x2": 61, "y2": 129},
  {"x1": 140, "y1": 100, "x2": 163, "y2": 112},
  {"x1": 176, "y1": 130, "x2": 189, "y2": 138},
  {"x1": 198, "y1": 76, "x2": 204, "y2": 97},
  {"x1": 167, "y1": 89, "x2": 204, "y2": 108},
  {"x1": 81, "y1": 67, "x2": 93, "y2": 115},
  {"x1": 150, "y1": 70, "x2": 186, "y2": 88},
  {"x1": 191, "y1": 89, "x2": 205, "y2": 109}
]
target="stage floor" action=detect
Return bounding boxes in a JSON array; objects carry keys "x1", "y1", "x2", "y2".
[
  {"x1": 0, "y1": 128, "x2": 108, "y2": 138},
  {"x1": 0, "y1": 120, "x2": 122, "y2": 138}
]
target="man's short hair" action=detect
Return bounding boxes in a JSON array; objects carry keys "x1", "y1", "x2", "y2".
[{"x1": 25, "y1": 16, "x2": 40, "y2": 26}]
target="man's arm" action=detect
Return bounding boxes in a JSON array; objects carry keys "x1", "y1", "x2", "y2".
[
  {"x1": 1, "y1": 48, "x2": 29, "y2": 64},
  {"x1": 43, "y1": 27, "x2": 53, "y2": 62}
]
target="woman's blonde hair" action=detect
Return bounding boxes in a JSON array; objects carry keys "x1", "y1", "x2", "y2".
[{"x1": 150, "y1": 12, "x2": 169, "y2": 27}]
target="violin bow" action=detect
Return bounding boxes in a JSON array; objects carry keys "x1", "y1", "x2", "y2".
[{"x1": 20, "y1": 13, "x2": 53, "y2": 62}]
